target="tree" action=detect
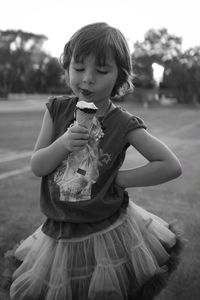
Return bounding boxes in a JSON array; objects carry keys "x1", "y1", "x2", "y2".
[
  {"x1": 133, "y1": 28, "x2": 182, "y2": 59},
  {"x1": 163, "y1": 46, "x2": 200, "y2": 103},
  {"x1": 132, "y1": 28, "x2": 182, "y2": 88},
  {"x1": 0, "y1": 30, "x2": 47, "y2": 97},
  {"x1": 42, "y1": 57, "x2": 68, "y2": 93}
]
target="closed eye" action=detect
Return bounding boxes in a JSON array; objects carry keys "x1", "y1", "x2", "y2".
[
  {"x1": 97, "y1": 70, "x2": 108, "y2": 74},
  {"x1": 74, "y1": 68, "x2": 84, "y2": 72}
]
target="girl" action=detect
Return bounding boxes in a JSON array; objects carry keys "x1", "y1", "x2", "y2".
[{"x1": 9, "y1": 22, "x2": 183, "y2": 300}]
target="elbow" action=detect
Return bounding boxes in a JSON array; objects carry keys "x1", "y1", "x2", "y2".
[
  {"x1": 30, "y1": 155, "x2": 44, "y2": 177},
  {"x1": 31, "y1": 169, "x2": 43, "y2": 178},
  {"x1": 168, "y1": 159, "x2": 182, "y2": 180}
]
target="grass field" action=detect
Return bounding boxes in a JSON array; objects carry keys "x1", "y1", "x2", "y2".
[{"x1": 0, "y1": 98, "x2": 200, "y2": 300}]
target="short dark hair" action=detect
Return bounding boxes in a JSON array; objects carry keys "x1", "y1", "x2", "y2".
[{"x1": 60, "y1": 22, "x2": 133, "y2": 96}]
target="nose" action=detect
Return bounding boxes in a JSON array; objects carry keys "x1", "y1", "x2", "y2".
[{"x1": 82, "y1": 70, "x2": 95, "y2": 84}]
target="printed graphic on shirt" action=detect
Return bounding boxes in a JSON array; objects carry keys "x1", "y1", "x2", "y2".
[
  {"x1": 50, "y1": 118, "x2": 111, "y2": 202},
  {"x1": 98, "y1": 148, "x2": 112, "y2": 167}
]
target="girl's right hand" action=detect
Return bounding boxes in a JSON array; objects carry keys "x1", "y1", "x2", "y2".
[{"x1": 61, "y1": 124, "x2": 89, "y2": 152}]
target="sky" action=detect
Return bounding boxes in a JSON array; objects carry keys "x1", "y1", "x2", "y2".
[{"x1": 1, "y1": 0, "x2": 200, "y2": 57}]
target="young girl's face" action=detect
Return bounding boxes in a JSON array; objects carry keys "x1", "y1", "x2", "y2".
[{"x1": 68, "y1": 53, "x2": 118, "y2": 105}]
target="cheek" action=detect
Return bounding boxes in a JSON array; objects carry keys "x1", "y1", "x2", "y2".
[
  {"x1": 68, "y1": 70, "x2": 79, "y2": 88},
  {"x1": 110, "y1": 69, "x2": 118, "y2": 87},
  {"x1": 104, "y1": 74, "x2": 118, "y2": 92}
]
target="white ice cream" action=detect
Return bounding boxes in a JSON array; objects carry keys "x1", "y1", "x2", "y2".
[{"x1": 76, "y1": 101, "x2": 97, "y2": 111}]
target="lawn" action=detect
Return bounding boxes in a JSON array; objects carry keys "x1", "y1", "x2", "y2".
[{"x1": 0, "y1": 99, "x2": 200, "y2": 300}]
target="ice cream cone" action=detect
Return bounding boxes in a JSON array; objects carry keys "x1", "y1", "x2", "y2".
[{"x1": 76, "y1": 101, "x2": 98, "y2": 129}]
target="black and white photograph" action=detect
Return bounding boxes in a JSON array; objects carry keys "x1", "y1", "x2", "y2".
[{"x1": 0, "y1": 1, "x2": 199, "y2": 299}]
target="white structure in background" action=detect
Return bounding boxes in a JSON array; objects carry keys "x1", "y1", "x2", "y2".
[{"x1": 152, "y1": 62, "x2": 164, "y2": 100}]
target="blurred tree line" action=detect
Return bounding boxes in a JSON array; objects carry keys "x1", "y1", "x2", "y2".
[
  {"x1": 132, "y1": 28, "x2": 200, "y2": 104},
  {"x1": 0, "y1": 30, "x2": 70, "y2": 98},
  {"x1": 0, "y1": 28, "x2": 200, "y2": 103}
]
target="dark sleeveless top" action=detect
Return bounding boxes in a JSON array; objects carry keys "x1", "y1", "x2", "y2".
[{"x1": 40, "y1": 96, "x2": 147, "y2": 239}]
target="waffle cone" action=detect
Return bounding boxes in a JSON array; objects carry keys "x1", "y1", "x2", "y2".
[{"x1": 76, "y1": 109, "x2": 96, "y2": 129}]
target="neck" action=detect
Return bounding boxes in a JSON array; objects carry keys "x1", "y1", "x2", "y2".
[{"x1": 96, "y1": 99, "x2": 113, "y2": 118}]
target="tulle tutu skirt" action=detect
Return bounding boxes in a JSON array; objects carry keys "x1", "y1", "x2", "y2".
[{"x1": 8, "y1": 202, "x2": 183, "y2": 300}]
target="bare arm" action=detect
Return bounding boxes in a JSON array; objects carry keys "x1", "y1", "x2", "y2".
[
  {"x1": 31, "y1": 109, "x2": 89, "y2": 177},
  {"x1": 116, "y1": 128, "x2": 182, "y2": 188}
]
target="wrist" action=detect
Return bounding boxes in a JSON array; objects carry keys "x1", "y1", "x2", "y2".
[{"x1": 60, "y1": 133, "x2": 71, "y2": 153}]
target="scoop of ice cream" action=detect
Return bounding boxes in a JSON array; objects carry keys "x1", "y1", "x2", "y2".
[
  {"x1": 76, "y1": 101, "x2": 97, "y2": 113},
  {"x1": 76, "y1": 101, "x2": 98, "y2": 129}
]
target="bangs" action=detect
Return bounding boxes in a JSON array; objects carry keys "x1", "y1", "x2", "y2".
[{"x1": 72, "y1": 35, "x2": 114, "y2": 66}]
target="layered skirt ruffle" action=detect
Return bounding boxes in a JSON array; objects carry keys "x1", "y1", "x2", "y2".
[{"x1": 6, "y1": 202, "x2": 183, "y2": 300}]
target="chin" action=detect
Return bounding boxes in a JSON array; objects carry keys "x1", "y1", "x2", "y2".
[{"x1": 79, "y1": 97, "x2": 94, "y2": 103}]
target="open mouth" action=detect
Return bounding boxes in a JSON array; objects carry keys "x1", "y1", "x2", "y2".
[{"x1": 80, "y1": 88, "x2": 93, "y2": 97}]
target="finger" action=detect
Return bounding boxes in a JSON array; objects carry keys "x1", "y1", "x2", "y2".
[
  {"x1": 73, "y1": 145, "x2": 86, "y2": 151},
  {"x1": 73, "y1": 139, "x2": 88, "y2": 146},
  {"x1": 71, "y1": 125, "x2": 89, "y2": 134},
  {"x1": 71, "y1": 132, "x2": 89, "y2": 140}
]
